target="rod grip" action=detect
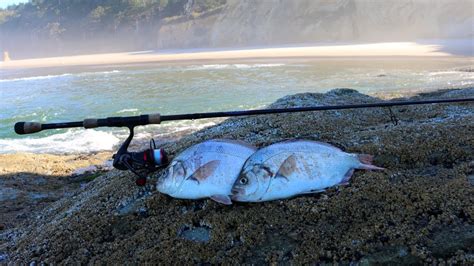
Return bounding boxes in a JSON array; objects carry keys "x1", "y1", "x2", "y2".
[
  {"x1": 83, "y1": 119, "x2": 99, "y2": 128},
  {"x1": 14, "y1": 122, "x2": 43, "y2": 134},
  {"x1": 148, "y1": 113, "x2": 161, "y2": 124}
]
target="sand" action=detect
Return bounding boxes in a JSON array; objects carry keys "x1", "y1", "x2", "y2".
[
  {"x1": 0, "y1": 42, "x2": 461, "y2": 70},
  {"x1": 1, "y1": 87, "x2": 473, "y2": 264}
]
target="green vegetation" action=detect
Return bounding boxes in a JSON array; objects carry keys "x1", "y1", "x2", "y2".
[{"x1": 0, "y1": 0, "x2": 226, "y2": 59}]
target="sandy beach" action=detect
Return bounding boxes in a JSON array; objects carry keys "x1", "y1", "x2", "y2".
[{"x1": 1, "y1": 42, "x2": 467, "y2": 70}]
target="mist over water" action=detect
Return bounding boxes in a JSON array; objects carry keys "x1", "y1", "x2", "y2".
[{"x1": 1, "y1": 58, "x2": 473, "y2": 154}]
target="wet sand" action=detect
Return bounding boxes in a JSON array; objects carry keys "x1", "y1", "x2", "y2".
[
  {"x1": 0, "y1": 42, "x2": 459, "y2": 70},
  {"x1": 1, "y1": 87, "x2": 473, "y2": 263}
]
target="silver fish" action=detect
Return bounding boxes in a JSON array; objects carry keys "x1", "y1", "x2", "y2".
[
  {"x1": 156, "y1": 139, "x2": 256, "y2": 205},
  {"x1": 231, "y1": 140, "x2": 384, "y2": 202}
]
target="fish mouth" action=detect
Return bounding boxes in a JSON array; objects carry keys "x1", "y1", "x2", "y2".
[{"x1": 231, "y1": 187, "x2": 245, "y2": 200}]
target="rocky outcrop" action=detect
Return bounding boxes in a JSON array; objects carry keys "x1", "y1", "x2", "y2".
[
  {"x1": 157, "y1": 0, "x2": 473, "y2": 49},
  {"x1": 1, "y1": 88, "x2": 473, "y2": 263}
]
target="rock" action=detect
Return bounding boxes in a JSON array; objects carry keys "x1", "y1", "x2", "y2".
[
  {"x1": 178, "y1": 225, "x2": 211, "y2": 243},
  {"x1": 2, "y1": 88, "x2": 473, "y2": 264},
  {"x1": 359, "y1": 246, "x2": 420, "y2": 265},
  {"x1": 429, "y1": 225, "x2": 474, "y2": 258},
  {"x1": 0, "y1": 188, "x2": 20, "y2": 201},
  {"x1": 468, "y1": 175, "x2": 474, "y2": 186},
  {"x1": 0, "y1": 253, "x2": 8, "y2": 262}
]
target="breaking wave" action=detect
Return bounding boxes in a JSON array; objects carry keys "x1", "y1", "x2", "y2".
[
  {"x1": 0, "y1": 119, "x2": 219, "y2": 154},
  {"x1": 116, "y1": 108, "x2": 139, "y2": 114},
  {"x1": 187, "y1": 63, "x2": 285, "y2": 70},
  {"x1": 0, "y1": 70, "x2": 120, "y2": 83},
  {"x1": 0, "y1": 74, "x2": 73, "y2": 83},
  {"x1": 0, "y1": 129, "x2": 120, "y2": 154}
]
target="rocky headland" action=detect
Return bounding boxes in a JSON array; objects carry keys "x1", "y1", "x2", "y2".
[{"x1": 1, "y1": 88, "x2": 473, "y2": 264}]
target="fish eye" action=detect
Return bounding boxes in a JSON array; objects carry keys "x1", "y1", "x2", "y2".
[{"x1": 239, "y1": 177, "x2": 248, "y2": 185}]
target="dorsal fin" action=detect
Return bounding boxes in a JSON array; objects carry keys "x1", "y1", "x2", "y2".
[
  {"x1": 280, "y1": 139, "x2": 342, "y2": 151},
  {"x1": 209, "y1": 139, "x2": 257, "y2": 150},
  {"x1": 187, "y1": 160, "x2": 220, "y2": 184},
  {"x1": 275, "y1": 154, "x2": 297, "y2": 180}
]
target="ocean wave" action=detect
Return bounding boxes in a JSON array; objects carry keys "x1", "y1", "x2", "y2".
[
  {"x1": 428, "y1": 71, "x2": 466, "y2": 76},
  {"x1": 0, "y1": 70, "x2": 121, "y2": 83},
  {"x1": 187, "y1": 63, "x2": 285, "y2": 70},
  {"x1": 0, "y1": 129, "x2": 120, "y2": 154},
  {"x1": 97, "y1": 70, "x2": 121, "y2": 74},
  {"x1": 116, "y1": 108, "x2": 139, "y2": 114},
  {"x1": 0, "y1": 119, "x2": 219, "y2": 154},
  {"x1": 0, "y1": 73, "x2": 73, "y2": 83}
]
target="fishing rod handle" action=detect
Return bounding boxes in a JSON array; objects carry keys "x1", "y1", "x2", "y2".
[
  {"x1": 14, "y1": 113, "x2": 161, "y2": 134},
  {"x1": 14, "y1": 122, "x2": 42, "y2": 134},
  {"x1": 83, "y1": 113, "x2": 161, "y2": 128}
]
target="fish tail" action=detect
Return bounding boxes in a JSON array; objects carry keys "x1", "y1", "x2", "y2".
[{"x1": 357, "y1": 154, "x2": 385, "y2": 170}]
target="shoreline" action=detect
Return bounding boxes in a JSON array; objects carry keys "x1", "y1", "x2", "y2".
[
  {"x1": 2, "y1": 87, "x2": 473, "y2": 263},
  {"x1": 1, "y1": 42, "x2": 470, "y2": 70}
]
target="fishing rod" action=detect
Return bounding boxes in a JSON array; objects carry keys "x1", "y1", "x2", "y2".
[{"x1": 14, "y1": 97, "x2": 474, "y2": 185}]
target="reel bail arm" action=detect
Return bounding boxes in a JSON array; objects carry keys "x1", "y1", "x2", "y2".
[{"x1": 112, "y1": 126, "x2": 168, "y2": 186}]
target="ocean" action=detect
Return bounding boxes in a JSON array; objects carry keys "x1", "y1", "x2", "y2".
[{"x1": 1, "y1": 58, "x2": 473, "y2": 154}]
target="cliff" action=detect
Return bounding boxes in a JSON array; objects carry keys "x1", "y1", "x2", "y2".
[{"x1": 157, "y1": 0, "x2": 473, "y2": 49}]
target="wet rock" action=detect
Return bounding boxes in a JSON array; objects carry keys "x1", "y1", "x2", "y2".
[
  {"x1": 0, "y1": 188, "x2": 20, "y2": 201},
  {"x1": 429, "y1": 225, "x2": 474, "y2": 258},
  {"x1": 0, "y1": 253, "x2": 8, "y2": 262},
  {"x1": 178, "y1": 225, "x2": 211, "y2": 243},
  {"x1": 137, "y1": 207, "x2": 149, "y2": 218},
  {"x1": 457, "y1": 67, "x2": 474, "y2": 72},
  {"x1": 359, "y1": 246, "x2": 420, "y2": 265},
  {"x1": 244, "y1": 231, "x2": 298, "y2": 264},
  {"x1": 2, "y1": 88, "x2": 474, "y2": 264}
]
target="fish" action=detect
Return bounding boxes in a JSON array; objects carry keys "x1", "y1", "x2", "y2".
[
  {"x1": 231, "y1": 140, "x2": 384, "y2": 202},
  {"x1": 156, "y1": 139, "x2": 257, "y2": 205}
]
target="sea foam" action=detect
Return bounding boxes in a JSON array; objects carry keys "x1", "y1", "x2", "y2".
[
  {"x1": 0, "y1": 73, "x2": 73, "y2": 83},
  {"x1": 0, "y1": 70, "x2": 120, "y2": 83},
  {"x1": 0, "y1": 129, "x2": 120, "y2": 154},
  {"x1": 187, "y1": 63, "x2": 285, "y2": 70}
]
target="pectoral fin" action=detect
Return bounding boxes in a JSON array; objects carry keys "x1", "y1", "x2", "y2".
[
  {"x1": 275, "y1": 154, "x2": 297, "y2": 181},
  {"x1": 339, "y1": 168, "x2": 354, "y2": 185},
  {"x1": 187, "y1": 160, "x2": 220, "y2": 184},
  {"x1": 210, "y1": 194, "x2": 232, "y2": 205}
]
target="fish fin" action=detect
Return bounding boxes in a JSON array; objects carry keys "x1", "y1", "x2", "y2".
[
  {"x1": 275, "y1": 173, "x2": 289, "y2": 181},
  {"x1": 172, "y1": 160, "x2": 186, "y2": 178},
  {"x1": 309, "y1": 140, "x2": 342, "y2": 151},
  {"x1": 275, "y1": 154, "x2": 297, "y2": 180},
  {"x1": 210, "y1": 139, "x2": 257, "y2": 150},
  {"x1": 210, "y1": 194, "x2": 232, "y2": 205},
  {"x1": 340, "y1": 168, "x2": 354, "y2": 185},
  {"x1": 187, "y1": 160, "x2": 221, "y2": 184},
  {"x1": 260, "y1": 165, "x2": 274, "y2": 179},
  {"x1": 357, "y1": 154, "x2": 385, "y2": 170},
  {"x1": 281, "y1": 139, "x2": 342, "y2": 151},
  {"x1": 301, "y1": 189, "x2": 325, "y2": 194}
]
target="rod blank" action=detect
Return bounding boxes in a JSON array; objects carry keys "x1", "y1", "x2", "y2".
[{"x1": 14, "y1": 98, "x2": 474, "y2": 135}]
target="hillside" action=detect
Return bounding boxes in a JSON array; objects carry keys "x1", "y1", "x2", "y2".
[
  {"x1": 1, "y1": 0, "x2": 473, "y2": 59},
  {"x1": 158, "y1": 0, "x2": 473, "y2": 48}
]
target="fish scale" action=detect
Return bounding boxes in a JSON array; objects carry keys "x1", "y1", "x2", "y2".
[
  {"x1": 231, "y1": 140, "x2": 384, "y2": 202},
  {"x1": 156, "y1": 139, "x2": 256, "y2": 205}
]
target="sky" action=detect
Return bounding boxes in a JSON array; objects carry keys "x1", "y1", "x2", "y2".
[{"x1": 0, "y1": 0, "x2": 29, "y2": 9}]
